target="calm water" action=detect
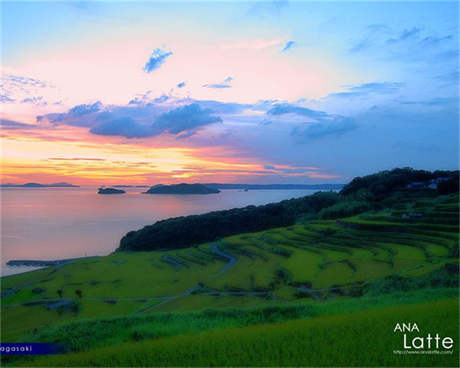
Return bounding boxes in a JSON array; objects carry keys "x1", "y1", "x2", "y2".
[{"x1": 1, "y1": 187, "x2": 318, "y2": 276}]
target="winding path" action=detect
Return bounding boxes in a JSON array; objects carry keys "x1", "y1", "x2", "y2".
[
  {"x1": 210, "y1": 242, "x2": 237, "y2": 274},
  {"x1": 137, "y1": 243, "x2": 237, "y2": 313},
  {"x1": 4, "y1": 244, "x2": 241, "y2": 314}
]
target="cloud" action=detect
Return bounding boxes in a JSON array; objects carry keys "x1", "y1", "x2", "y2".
[
  {"x1": 90, "y1": 117, "x2": 154, "y2": 138},
  {"x1": 203, "y1": 76, "x2": 233, "y2": 89},
  {"x1": 6, "y1": 74, "x2": 47, "y2": 88},
  {"x1": 195, "y1": 100, "x2": 251, "y2": 114},
  {"x1": 349, "y1": 26, "x2": 453, "y2": 57},
  {"x1": 326, "y1": 82, "x2": 403, "y2": 99},
  {"x1": 398, "y1": 97, "x2": 459, "y2": 107},
  {"x1": 420, "y1": 35, "x2": 453, "y2": 46},
  {"x1": 386, "y1": 27, "x2": 420, "y2": 44},
  {"x1": 69, "y1": 101, "x2": 102, "y2": 115},
  {"x1": 292, "y1": 117, "x2": 357, "y2": 140},
  {"x1": 367, "y1": 24, "x2": 391, "y2": 33},
  {"x1": 143, "y1": 48, "x2": 173, "y2": 73},
  {"x1": 432, "y1": 49, "x2": 459, "y2": 62},
  {"x1": 44, "y1": 101, "x2": 223, "y2": 139},
  {"x1": 153, "y1": 103, "x2": 222, "y2": 135},
  {"x1": 281, "y1": 40, "x2": 296, "y2": 52},
  {"x1": 37, "y1": 101, "x2": 103, "y2": 126},
  {"x1": 47, "y1": 157, "x2": 106, "y2": 161},
  {"x1": 21, "y1": 96, "x2": 47, "y2": 105},
  {"x1": 1, "y1": 94, "x2": 15, "y2": 103},
  {"x1": 1, "y1": 73, "x2": 56, "y2": 105},
  {"x1": 222, "y1": 39, "x2": 284, "y2": 50},
  {"x1": 349, "y1": 39, "x2": 372, "y2": 53},
  {"x1": 267, "y1": 103, "x2": 328, "y2": 119},
  {"x1": 0, "y1": 119, "x2": 37, "y2": 130},
  {"x1": 177, "y1": 81, "x2": 186, "y2": 88},
  {"x1": 434, "y1": 71, "x2": 459, "y2": 84},
  {"x1": 202, "y1": 83, "x2": 231, "y2": 89},
  {"x1": 36, "y1": 96, "x2": 249, "y2": 139}
]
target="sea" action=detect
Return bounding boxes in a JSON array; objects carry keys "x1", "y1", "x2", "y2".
[{"x1": 1, "y1": 187, "x2": 320, "y2": 276}]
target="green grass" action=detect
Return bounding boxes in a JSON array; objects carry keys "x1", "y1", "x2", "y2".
[
  {"x1": 1, "y1": 192, "x2": 458, "y2": 366},
  {"x1": 23, "y1": 297, "x2": 459, "y2": 367}
]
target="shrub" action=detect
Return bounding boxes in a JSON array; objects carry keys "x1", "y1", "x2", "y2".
[{"x1": 319, "y1": 200, "x2": 372, "y2": 219}]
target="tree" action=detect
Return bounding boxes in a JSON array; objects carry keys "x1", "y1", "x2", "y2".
[
  {"x1": 75, "y1": 289, "x2": 82, "y2": 298},
  {"x1": 57, "y1": 289, "x2": 63, "y2": 298}
]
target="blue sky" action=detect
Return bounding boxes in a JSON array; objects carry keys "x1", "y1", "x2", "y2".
[{"x1": 1, "y1": 1, "x2": 458, "y2": 184}]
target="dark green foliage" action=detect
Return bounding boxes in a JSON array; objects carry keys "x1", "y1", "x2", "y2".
[
  {"x1": 274, "y1": 267, "x2": 293, "y2": 284},
  {"x1": 364, "y1": 263, "x2": 459, "y2": 296},
  {"x1": 319, "y1": 200, "x2": 372, "y2": 219},
  {"x1": 341, "y1": 167, "x2": 458, "y2": 199},
  {"x1": 437, "y1": 173, "x2": 459, "y2": 194},
  {"x1": 13, "y1": 287, "x2": 457, "y2": 362},
  {"x1": 57, "y1": 300, "x2": 80, "y2": 315},
  {"x1": 269, "y1": 247, "x2": 292, "y2": 257},
  {"x1": 118, "y1": 168, "x2": 457, "y2": 252},
  {"x1": 118, "y1": 192, "x2": 340, "y2": 251}
]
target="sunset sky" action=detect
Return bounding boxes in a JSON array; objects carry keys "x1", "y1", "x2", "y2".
[{"x1": 1, "y1": 1, "x2": 458, "y2": 186}]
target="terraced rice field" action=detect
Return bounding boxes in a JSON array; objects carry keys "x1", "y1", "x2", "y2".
[{"x1": 1, "y1": 193, "x2": 458, "y2": 342}]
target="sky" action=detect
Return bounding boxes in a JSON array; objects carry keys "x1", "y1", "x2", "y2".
[{"x1": 1, "y1": 0, "x2": 459, "y2": 185}]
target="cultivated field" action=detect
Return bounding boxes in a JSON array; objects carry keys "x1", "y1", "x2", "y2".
[{"x1": 1, "y1": 192, "x2": 458, "y2": 366}]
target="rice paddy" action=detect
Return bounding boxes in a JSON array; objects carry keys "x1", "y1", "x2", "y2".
[{"x1": 1, "y1": 192, "x2": 458, "y2": 366}]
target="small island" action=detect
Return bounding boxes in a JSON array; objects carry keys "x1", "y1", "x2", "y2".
[
  {"x1": 98, "y1": 187, "x2": 126, "y2": 195},
  {"x1": 144, "y1": 183, "x2": 220, "y2": 195}
]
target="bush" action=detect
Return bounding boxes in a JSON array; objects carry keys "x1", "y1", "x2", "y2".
[
  {"x1": 118, "y1": 191, "x2": 341, "y2": 252},
  {"x1": 319, "y1": 200, "x2": 372, "y2": 219}
]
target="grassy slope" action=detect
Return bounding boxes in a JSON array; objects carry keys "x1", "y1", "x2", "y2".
[
  {"x1": 1, "y1": 192, "x2": 458, "y2": 366},
  {"x1": 26, "y1": 298, "x2": 459, "y2": 367}
]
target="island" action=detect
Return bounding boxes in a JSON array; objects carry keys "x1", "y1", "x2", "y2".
[
  {"x1": 144, "y1": 183, "x2": 220, "y2": 195},
  {"x1": 98, "y1": 187, "x2": 126, "y2": 195},
  {"x1": 0, "y1": 182, "x2": 79, "y2": 188}
]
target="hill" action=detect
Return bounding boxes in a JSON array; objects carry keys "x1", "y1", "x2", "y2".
[
  {"x1": 1, "y1": 168, "x2": 458, "y2": 367},
  {"x1": 119, "y1": 168, "x2": 459, "y2": 252},
  {"x1": 144, "y1": 183, "x2": 220, "y2": 195}
]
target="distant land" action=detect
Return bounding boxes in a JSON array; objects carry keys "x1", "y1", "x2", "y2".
[
  {"x1": 205, "y1": 183, "x2": 344, "y2": 190},
  {"x1": 0, "y1": 182, "x2": 79, "y2": 188},
  {"x1": 141, "y1": 183, "x2": 344, "y2": 191},
  {"x1": 113, "y1": 185, "x2": 149, "y2": 188},
  {"x1": 144, "y1": 183, "x2": 220, "y2": 195},
  {"x1": 98, "y1": 187, "x2": 126, "y2": 195}
]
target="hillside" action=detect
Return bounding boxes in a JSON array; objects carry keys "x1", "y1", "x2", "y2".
[
  {"x1": 119, "y1": 168, "x2": 459, "y2": 252},
  {"x1": 1, "y1": 168, "x2": 458, "y2": 366}
]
